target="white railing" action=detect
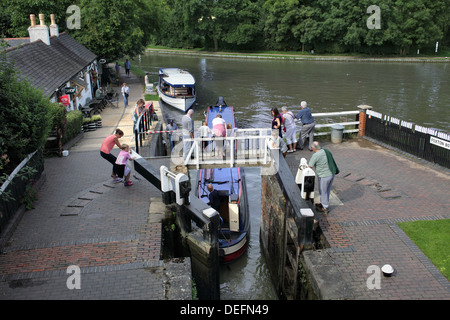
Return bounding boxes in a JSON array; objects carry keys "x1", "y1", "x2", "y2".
[
  {"x1": 311, "y1": 110, "x2": 360, "y2": 136},
  {"x1": 182, "y1": 128, "x2": 273, "y2": 168},
  {"x1": 178, "y1": 110, "x2": 361, "y2": 167}
]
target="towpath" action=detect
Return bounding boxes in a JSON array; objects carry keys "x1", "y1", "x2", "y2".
[{"x1": 285, "y1": 137, "x2": 450, "y2": 299}]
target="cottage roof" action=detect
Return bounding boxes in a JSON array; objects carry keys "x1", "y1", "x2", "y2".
[{"x1": 5, "y1": 32, "x2": 97, "y2": 98}]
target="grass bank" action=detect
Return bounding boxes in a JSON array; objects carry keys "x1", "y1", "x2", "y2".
[
  {"x1": 398, "y1": 219, "x2": 450, "y2": 280},
  {"x1": 145, "y1": 45, "x2": 450, "y2": 62}
]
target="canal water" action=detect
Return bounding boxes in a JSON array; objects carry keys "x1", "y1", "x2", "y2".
[
  {"x1": 134, "y1": 53, "x2": 449, "y2": 300},
  {"x1": 137, "y1": 53, "x2": 449, "y2": 132}
]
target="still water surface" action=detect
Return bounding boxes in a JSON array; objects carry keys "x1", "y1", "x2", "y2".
[
  {"x1": 135, "y1": 53, "x2": 449, "y2": 300},
  {"x1": 137, "y1": 53, "x2": 449, "y2": 132}
]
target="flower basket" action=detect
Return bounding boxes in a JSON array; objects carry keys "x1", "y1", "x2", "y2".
[
  {"x1": 92, "y1": 115, "x2": 102, "y2": 128},
  {"x1": 82, "y1": 118, "x2": 90, "y2": 132}
]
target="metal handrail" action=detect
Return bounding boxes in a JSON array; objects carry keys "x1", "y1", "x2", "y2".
[{"x1": 134, "y1": 102, "x2": 153, "y2": 154}]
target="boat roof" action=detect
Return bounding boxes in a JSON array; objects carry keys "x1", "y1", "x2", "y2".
[
  {"x1": 159, "y1": 68, "x2": 195, "y2": 87},
  {"x1": 199, "y1": 105, "x2": 240, "y2": 200},
  {"x1": 206, "y1": 105, "x2": 236, "y2": 129}
]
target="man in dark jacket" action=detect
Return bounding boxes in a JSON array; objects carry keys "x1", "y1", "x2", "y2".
[{"x1": 207, "y1": 184, "x2": 221, "y2": 212}]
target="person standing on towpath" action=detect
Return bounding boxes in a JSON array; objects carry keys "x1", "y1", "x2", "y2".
[
  {"x1": 308, "y1": 141, "x2": 339, "y2": 214},
  {"x1": 295, "y1": 101, "x2": 315, "y2": 151}
]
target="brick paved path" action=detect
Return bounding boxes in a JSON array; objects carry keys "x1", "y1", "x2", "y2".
[
  {"x1": 287, "y1": 138, "x2": 450, "y2": 299},
  {"x1": 0, "y1": 70, "x2": 191, "y2": 300}
]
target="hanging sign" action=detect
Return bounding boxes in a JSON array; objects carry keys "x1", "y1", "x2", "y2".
[
  {"x1": 65, "y1": 87, "x2": 76, "y2": 94},
  {"x1": 59, "y1": 95, "x2": 70, "y2": 106}
]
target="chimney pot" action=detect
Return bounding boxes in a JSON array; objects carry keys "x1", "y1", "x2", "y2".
[
  {"x1": 39, "y1": 13, "x2": 45, "y2": 26},
  {"x1": 28, "y1": 13, "x2": 50, "y2": 45},
  {"x1": 30, "y1": 14, "x2": 36, "y2": 27},
  {"x1": 49, "y1": 14, "x2": 59, "y2": 37}
]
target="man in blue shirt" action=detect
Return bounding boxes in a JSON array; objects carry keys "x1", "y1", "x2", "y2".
[
  {"x1": 124, "y1": 59, "x2": 131, "y2": 77},
  {"x1": 295, "y1": 101, "x2": 315, "y2": 151}
]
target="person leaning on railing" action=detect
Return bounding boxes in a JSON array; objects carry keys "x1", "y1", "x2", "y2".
[{"x1": 295, "y1": 101, "x2": 315, "y2": 151}]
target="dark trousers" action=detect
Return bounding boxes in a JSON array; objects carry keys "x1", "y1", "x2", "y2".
[{"x1": 100, "y1": 151, "x2": 117, "y2": 175}]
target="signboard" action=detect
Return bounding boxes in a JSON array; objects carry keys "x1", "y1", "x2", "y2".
[
  {"x1": 430, "y1": 136, "x2": 450, "y2": 150},
  {"x1": 59, "y1": 95, "x2": 70, "y2": 106},
  {"x1": 65, "y1": 87, "x2": 76, "y2": 94}
]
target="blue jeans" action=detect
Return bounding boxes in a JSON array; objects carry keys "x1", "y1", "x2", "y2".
[
  {"x1": 123, "y1": 94, "x2": 128, "y2": 107},
  {"x1": 168, "y1": 134, "x2": 175, "y2": 151},
  {"x1": 318, "y1": 174, "x2": 334, "y2": 209}
]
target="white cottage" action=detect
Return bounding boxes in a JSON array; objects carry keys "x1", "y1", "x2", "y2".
[{"x1": 4, "y1": 14, "x2": 98, "y2": 112}]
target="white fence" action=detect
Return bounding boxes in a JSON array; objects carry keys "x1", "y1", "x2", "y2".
[
  {"x1": 181, "y1": 128, "x2": 273, "y2": 168},
  {"x1": 311, "y1": 110, "x2": 360, "y2": 136}
]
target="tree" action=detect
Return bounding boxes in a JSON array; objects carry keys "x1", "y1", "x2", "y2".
[
  {"x1": 263, "y1": 0, "x2": 303, "y2": 51},
  {"x1": 0, "y1": 0, "x2": 72, "y2": 38},
  {"x1": 385, "y1": 0, "x2": 443, "y2": 55},
  {"x1": 68, "y1": 0, "x2": 151, "y2": 61},
  {"x1": 296, "y1": 1, "x2": 322, "y2": 52}
]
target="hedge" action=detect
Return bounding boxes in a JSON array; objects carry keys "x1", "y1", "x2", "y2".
[{"x1": 63, "y1": 110, "x2": 83, "y2": 144}]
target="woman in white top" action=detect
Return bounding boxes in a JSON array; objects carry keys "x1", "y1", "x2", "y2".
[
  {"x1": 199, "y1": 121, "x2": 211, "y2": 150},
  {"x1": 281, "y1": 106, "x2": 297, "y2": 152},
  {"x1": 269, "y1": 129, "x2": 288, "y2": 158}
]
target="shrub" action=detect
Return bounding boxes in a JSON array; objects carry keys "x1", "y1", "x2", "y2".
[
  {"x1": 0, "y1": 51, "x2": 54, "y2": 174},
  {"x1": 91, "y1": 114, "x2": 102, "y2": 122},
  {"x1": 64, "y1": 110, "x2": 83, "y2": 144}
]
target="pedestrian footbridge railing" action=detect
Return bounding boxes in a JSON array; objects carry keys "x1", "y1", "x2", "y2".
[
  {"x1": 178, "y1": 128, "x2": 275, "y2": 169},
  {"x1": 312, "y1": 110, "x2": 360, "y2": 136}
]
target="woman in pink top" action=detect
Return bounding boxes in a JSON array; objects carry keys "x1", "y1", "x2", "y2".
[
  {"x1": 212, "y1": 114, "x2": 226, "y2": 137},
  {"x1": 212, "y1": 114, "x2": 226, "y2": 158},
  {"x1": 100, "y1": 128, "x2": 124, "y2": 181}
]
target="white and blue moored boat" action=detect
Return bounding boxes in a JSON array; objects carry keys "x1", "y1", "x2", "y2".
[{"x1": 156, "y1": 68, "x2": 196, "y2": 112}]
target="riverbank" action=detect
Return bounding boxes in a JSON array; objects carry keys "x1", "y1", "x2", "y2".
[{"x1": 145, "y1": 47, "x2": 450, "y2": 63}]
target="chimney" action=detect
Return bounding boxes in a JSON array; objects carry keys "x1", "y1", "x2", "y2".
[
  {"x1": 28, "y1": 13, "x2": 50, "y2": 45},
  {"x1": 49, "y1": 14, "x2": 59, "y2": 37}
]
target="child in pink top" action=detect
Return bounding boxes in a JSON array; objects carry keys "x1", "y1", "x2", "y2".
[{"x1": 114, "y1": 144, "x2": 136, "y2": 186}]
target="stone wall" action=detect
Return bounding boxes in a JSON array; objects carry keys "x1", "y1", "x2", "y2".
[{"x1": 260, "y1": 150, "x2": 315, "y2": 299}]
